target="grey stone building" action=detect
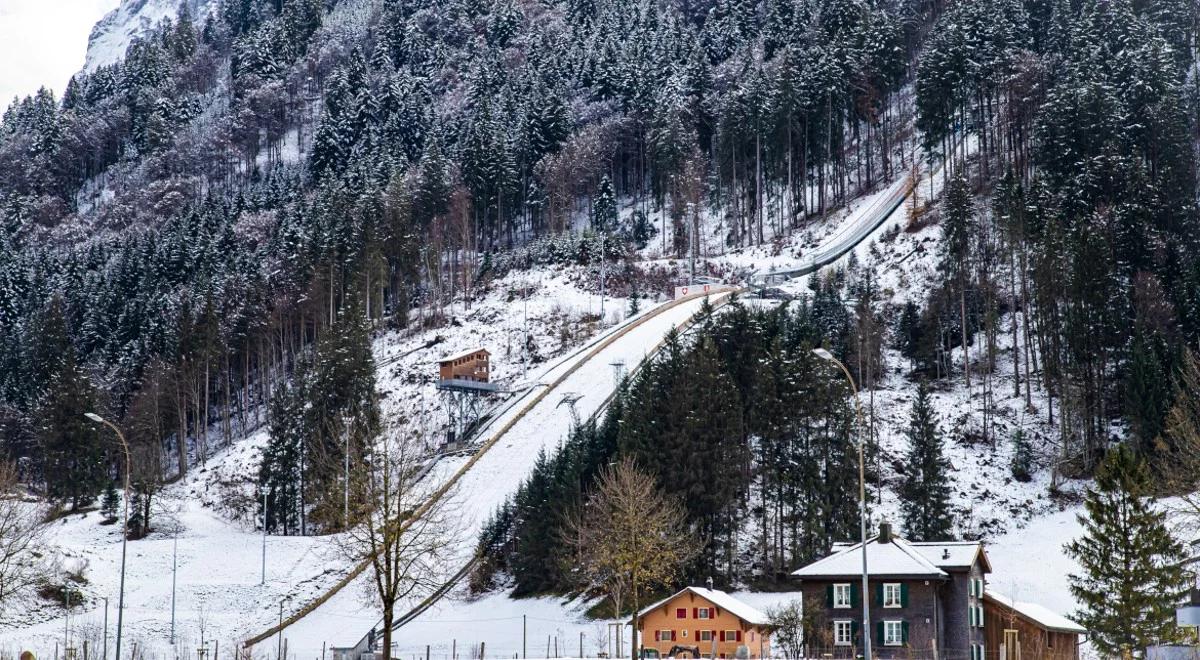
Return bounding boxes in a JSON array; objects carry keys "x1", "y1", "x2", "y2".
[{"x1": 791, "y1": 522, "x2": 992, "y2": 660}]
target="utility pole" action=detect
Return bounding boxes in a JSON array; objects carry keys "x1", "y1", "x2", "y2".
[
  {"x1": 343, "y1": 417, "x2": 350, "y2": 529},
  {"x1": 522, "y1": 279, "x2": 529, "y2": 381},
  {"x1": 64, "y1": 586, "x2": 70, "y2": 657},
  {"x1": 261, "y1": 487, "x2": 268, "y2": 585},
  {"x1": 522, "y1": 615, "x2": 526, "y2": 659},
  {"x1": 276, "y1": 602, "x2": 284, "y2": 660},
  {"x1": 102, "y1": 597, "x2": 109, "y2": 660},
  {"x1": 171, "y1": 530, "x2": 178, "y2": 645},
  {"x1": 85, "y1": 414, "x2": 130, "y2": 660},
  {"x1": 599, "y1": 258, "x2": 607, "y2": 320},
  {"x1": 812, "y1": 348, "x2": 872, "y2": 660}
]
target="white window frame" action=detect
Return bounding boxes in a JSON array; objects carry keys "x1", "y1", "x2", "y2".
[
  {"x1": 883, "y1": 620, "x2": 904, "y2": 647},
  {"x1": 833, "y1": 583, "x2": 853, "y2": 609},
  {"x1": 833, "y1": 620, "x2": 853, "y2": 647},
  {"x1": 698, "y1": 607, "x2": 711, "y2": 620},
  {"x1": 724, "y1": 630, "x2": 739, "y2": 643},
  {"x1": 659, "y1": 630, "x2": 673, "y2": 642},
  {"x1": 699, "y1": 630, "x2": 713, "y2": 642},
  {"x1": 883, "y1": 583, "x2": 903, "y2": 608}
]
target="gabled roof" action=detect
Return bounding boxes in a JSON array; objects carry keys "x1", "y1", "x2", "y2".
[
  {"x1": 636, "y1": 587, "x2": 769, "y2": 626},
  {"x1": 984, "y1": 589, "x2": 1086, "y2": 634},
  {"x1": 826, "y1": 540, "x2": 989, "y2": 572},
  {"x1": 909, "y1": 541, "x2": 992, "y2": 573},
  {"x1": 793, "y1": 536, "x2": 951, "y2": 579},
  {"x1": 438, "y1": 347, "x2": 490, "y2": 363}
]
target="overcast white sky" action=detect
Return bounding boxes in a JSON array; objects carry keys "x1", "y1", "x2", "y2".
[{"x1": 0, "y1": 0, "x2": 120, "y2": 111}]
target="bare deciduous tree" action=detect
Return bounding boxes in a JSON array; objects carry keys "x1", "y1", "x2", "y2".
[
  {"x1": 1159, "y1": 348, "x2": 1200, "y2": 534},
  {"x1": 768, "y1": 597, "x2": 830, "y2": 659},
  {"x1": 0, "y1": 461, "x2": 49, "y2": 612},
  {"x1": 344, "y1": 428, "x2": 458, "y2": 660},
  {"x1": 563, "y1": 457, "x2": 696, "y2": 658}
]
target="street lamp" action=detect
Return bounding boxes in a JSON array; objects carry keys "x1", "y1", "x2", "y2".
[
  {"x1": 85, "y1": 413, "x2": 130, "y2": 660},
  {"x1": 812, "y1": 348, "x2": 872, "y2": 660}
]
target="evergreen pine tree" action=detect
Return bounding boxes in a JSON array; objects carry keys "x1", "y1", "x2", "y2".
[
  {"x1": 1010, "y1": 429, "x2": 1033, "y2": 482},
  {"x1": 37, "y1": 300, "x2": 107, "y2": 510},
  {"x1": 899, "y1": 381, "x2": 955, "y2": 541},
  {"x1": 100, "y1": 480, "x2": 120, "y2": 523},
  {"x1": 592, "y1": 175, "x2": 617, "y2": 232},
  {"x1": 1065, "y1": 445, "x2": 1189, "y2": 656}
]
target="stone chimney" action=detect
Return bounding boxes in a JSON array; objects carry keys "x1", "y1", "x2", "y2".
[{"x1": 878, "y1": 521, "x2": 893, "y2": 543}]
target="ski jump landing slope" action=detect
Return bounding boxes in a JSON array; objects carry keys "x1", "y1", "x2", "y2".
[{"x1": 242, "y1": 289, "x2": 734, "y2": 648}]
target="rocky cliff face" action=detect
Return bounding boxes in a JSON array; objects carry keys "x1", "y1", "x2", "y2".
[{"x1": 84, "y1": 0, "x2": 216, "y2": 71}]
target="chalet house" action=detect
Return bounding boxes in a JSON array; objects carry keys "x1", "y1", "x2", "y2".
[
  {"x1": 792, "y1": 522, "x2": 1084, "y2": 660},
  {"x1": 437, "y1": 348, "x2": 491, "y2": 383},
  {"x1": 634, "y1": 587, "x2": 772, "y2": 658},
  {"x1": 984, "y1": 590, "x2": 1086, "y2": 660}
]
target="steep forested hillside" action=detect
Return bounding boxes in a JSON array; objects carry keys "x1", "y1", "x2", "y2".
[
  {"x1": 0, "y1": 0, "x2": 924, "y2": 514},
  {"x1": 0, "y1": 0, "x2": 1197, "y2": 571}
]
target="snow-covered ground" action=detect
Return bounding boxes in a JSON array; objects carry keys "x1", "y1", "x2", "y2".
[
  {"x1": 2, "y1": 142, "x2": 1102, "y2": 659},
  {"x1": 0, "y1": 433, "x2": 343, "y2": 659}
]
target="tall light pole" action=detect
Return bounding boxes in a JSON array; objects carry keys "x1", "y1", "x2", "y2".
[
  {"x1": 101, "y1": 596, "x2": 109, "y2": 660},
  {"x1": 812, "y1": 348, "x2": 871, "y2": 660},
  {"x1": 170, "y1": 529, "x2": 178, "y2": 645},
  {"x1": 85, "y1": 413, "x2": 130, "y2": 660},
  {"x1": 261, "y1": 486, "x2": 268, "y2": 586}
]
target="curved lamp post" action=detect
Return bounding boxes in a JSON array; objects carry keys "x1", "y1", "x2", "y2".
[
  {"x1": 812, "y1": 348, "x2": 872, "y2": 660},
  {"x1": 85, "y1": 413, "x2": 130, "y2": 660}
]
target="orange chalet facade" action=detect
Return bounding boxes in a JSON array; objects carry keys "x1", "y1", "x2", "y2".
[
  {"x1": 634, "y1": 587, "x2": 772, "y2": 658},
  {"x1": 437, "y1": 348, "x2": 490, "y2": 383}
]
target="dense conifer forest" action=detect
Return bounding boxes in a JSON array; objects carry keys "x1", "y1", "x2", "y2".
[{"x1": 0, "y1": 0, "x2": 1196, "y2": 553}]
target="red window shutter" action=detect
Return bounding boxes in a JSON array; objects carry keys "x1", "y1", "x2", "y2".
[
  {"x1": 654, "y1": 631, "x2": 660, "y2": 642},
  {"x1": 736, "y1": 631, "x2": 743, "y2": 642},
  {"x1": 720, "y1": 631, "x2": 726, "y2": 642},
  {"x1": 693, "y1": 607, "x2": 698, "y2": 618},
  {"x1": 672, "y1": 631, "x2": 677, "y2": 641}
]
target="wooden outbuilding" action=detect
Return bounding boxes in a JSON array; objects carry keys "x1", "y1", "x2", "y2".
[{"x1": 983, "y1": 590, "x2": 1085, "y2": 660}]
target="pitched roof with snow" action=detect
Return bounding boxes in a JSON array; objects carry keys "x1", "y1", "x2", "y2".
[
  {"x1": 826, "y1": 540, "x2": 988, "y2": 572},
  {"x1": 794, "y1": 536, "x2": 953, "y2": 579},
  {"x1": 984, "y1": 590, "x2": 1086, "y2": 634},
  {"x1": 438, "y1": 347, "x2": 490, "y2": 363},
  {"x1": 910, "y1": 541, "x2": 992, "y2": 572},
  {"x1": 636, "y1": 587, "x2": 770, "y2": 626}
]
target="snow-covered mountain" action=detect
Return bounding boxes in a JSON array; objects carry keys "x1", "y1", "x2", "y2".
[{"x1": 84, "y1": 0, "x2": 217, "y2": 71}]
